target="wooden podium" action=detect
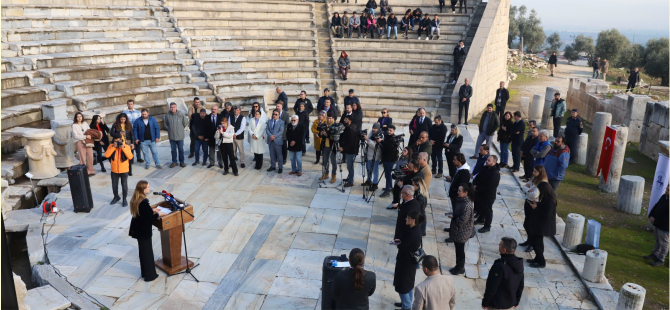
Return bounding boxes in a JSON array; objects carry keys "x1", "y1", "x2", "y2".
[{"x1": 151, "y1": 199, "x2": 195, "y2": 275}]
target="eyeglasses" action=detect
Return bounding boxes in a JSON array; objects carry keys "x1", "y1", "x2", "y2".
[{"x1": 382, "y1": 112, "x2": 387, "y2": 114}]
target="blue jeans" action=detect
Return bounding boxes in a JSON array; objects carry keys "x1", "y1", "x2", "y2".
[
  {"x1": 140, "y1": 140, "x2": 160, "y2": 166},
  {"x1": 366, "y1": 160, "x2": 380, "y2": 184},
  {"x1": 399, "y1": 289, "x2": 414, "y2": 309},
  {"x1": 383, "y1": 161, "x2": 395, "y2": 191},
  {"x1": 387, "y1": 26, "x2": 397, "y2": 37},
  {"x1": 133, "y1": 141, "x2": 142, "y2": 161},
  {"x1": 269, "y1": 142, "x2": 283, "y2": 169},
  {"x1": 499, "y1": 142, "x2": 510, "y2": 166},
  {"x1": 290, "y1": 151, "x2": 302, "y2": 172},
  {"x1": 194, "y1": 139, "x2": 209, "y2": 163},
  {"x1": 169, "y1": 140, "x2": 184, "y2": 164},
  {"x1": 345, "y1": 154, "x2": 356, "y2": 183},
  {"x1": 412, "y1": 18, "x2": 420, "y2": 28},
  {"x1": 368, "y1": 8, "x2": 375, "y2": 16}
]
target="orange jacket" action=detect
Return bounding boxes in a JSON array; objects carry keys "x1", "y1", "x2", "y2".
[{"x1": 104, "y1": 142, "x2": 134, "y2": 174}]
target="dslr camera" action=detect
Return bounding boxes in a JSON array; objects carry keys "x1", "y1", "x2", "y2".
[{"x1": 114, "y1": 140, "x2": 124, "y2": 148}]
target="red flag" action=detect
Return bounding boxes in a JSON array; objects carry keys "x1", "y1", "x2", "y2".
[{"x1": 597, "y1": 126, "x2": 617, "y2": 182}]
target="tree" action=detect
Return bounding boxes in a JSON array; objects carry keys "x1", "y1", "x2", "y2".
[
  {"x1": 563, "y1": 45, "x2": 580, "y2": 64},
  {"x1": 508, "y1": 5, "x2": 520, "y2": 48},
  {"x1": 518, "y1": 9, "x2": 545, "y2": 53},
  {"x1": 643, "y1": 38, "x2": 669, "y2": 86},
  {"x1": 595, "y1": 28, "x2": 631, "y2": 66},
  {"x1": 618, "y1": 43, "x2": 645, "y2": 71},
  {"x1": 546, "y1": 32, "x2": 561, "y2": 53},
  {"x1": 572, "y1": 34, "x2": 595, "y2": 63}
]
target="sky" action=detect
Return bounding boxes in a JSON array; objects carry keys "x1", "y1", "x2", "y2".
[{"x1": 510, "y1": 0, "x2": 669, "y2": 37}]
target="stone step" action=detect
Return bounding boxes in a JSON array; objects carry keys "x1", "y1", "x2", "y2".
[
  {"x1": 178, "y1": 27, "x2": 317, "y2": 39},
  {"x1": 200, "y1": 56, "x2": 318, "y2": 71},
  {"x1": 184, "y1": 65, "x2": 200, "y2": 71},
  {"x1": 190, "y1": 46, "x2": 318, "y2": 59},
  {"x1": 337, "y1": 91, "x2": 442, "y2": 108},
  {"x1": 55, "y1": 72, "x2": 188, "y2": 97},
  {"x1": 3, "y1": 27, "x2": 170, "y2": 43},
  {"x1": 204, "y1": 67, "x2": 319, "y2": 82},
  {"x1": 186, "y1": 35, "x2": 315, "y2": 48},
  {"x1": 361, "y1": 105, "x2": 442, "y2": 121},
  {"x1": 209, "y1": 78, "x2": 319, "y2": 94},
  {"x1": 351, "y1": 58, "x2": 452, "y2": 71},
  {"x1": 171, "y1": 8, "x2": 313, "y2": 20},
  {"x1": 336, "y1": 78, "x2": 447, "y2": 96},
  {"x1": 11, "y1": 36, "x2": 172, "y2": 56},
  {"x1": 198, "y1": 88, "x2": 214, "y2": 96},
  {"x1": 333, "y1": 37, "x2": 457, "y2": 51},
  {"x1": 173, "y1": 17, "x2": 315, "y2": 29},
  {"x1": 72, "y1": 83, "x2": 198, "y2": 111},
  {"x1": 1, "y1": 4, "x2": 156, "y2": 18},
  {"x1": 216, "y1": 89, "x2": 322, "y2": 108},
  {"x1": 173, "y1": 42, "x2": 187, "y2": 49},
  {"x1": 1, "y1": 98, "x2": 70, "y2": 131},
  {"x1": 341, "y1": 68, "x2": 448, "y2": 83},
  {"x1": 1, "y1": 71, "x2": 36, "y2": 90},
  {"x1": 330, "y1": 2, "x2": 478, "y2": 15},
  {"x1": 178, "y1": 53, "x2": 193, "y2": 59},
  {"x1": 35, "y1": 83, "x2": 56, "y2": 91},
  {"x1": 165, "y1": 0, "x2": 314, "y2": 12},
  {"x1": 1, "y1": 49, "x2": 18, "y2": 57},
  {"x1": 48, "y1": 90, "x2": 65, "y2": 99},
  {"x1": 32, "y1": 77, "x2": 48, "y2": 85},
  {"x1": 26, "y1": 48, "x2": 178, "y2": 69},
  {"x1": 330, "y1": 46, "x2": 455, "y2": 61},
  {"x1": 191, "y1": 76, "x2": 206, "y2": 83},
  {"x1": 1, "y1": 86, "x2": 48, "y2": 108},
  {"x1": 38, "y1": 60, "x2": 184, "y2": 83}
]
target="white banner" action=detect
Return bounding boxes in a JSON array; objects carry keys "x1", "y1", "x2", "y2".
[{"x1": 648, "y1": 153, "x2": 669, "y2": 215}]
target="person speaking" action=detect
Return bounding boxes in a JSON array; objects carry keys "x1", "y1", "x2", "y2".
[{"x1": 129, "y1": 180, "x2": 166, "y2": 282}]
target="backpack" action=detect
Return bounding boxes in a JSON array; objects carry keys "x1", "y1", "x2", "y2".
[{"x1": 575, "y1": 244, "x2": 595, "y2": 255}]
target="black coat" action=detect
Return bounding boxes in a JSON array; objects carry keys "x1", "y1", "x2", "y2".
[
  {"x1": 317, "y1": 96, "x2": 338, "y2": 115},
  {"x1": 529, "y1": 182, "x2": 557, "y2": 236},
  {"x1": 297, "y1": 110, "x2": 310, "y2": 132},
  {"x1": 333, "y1": 268, "x2": 376, "y2": 310},
  {"x1": 110, "y1": 123, "x2": 134, "y2": 143},
  {"x1": 394, "y1": 198, "x2": 421, "y2": 240},
  {"x1": 376, "y1": 117, "x2": 393, "y2": 133},
  {"x1": 444, "y1": 134, "x2": 463, "y2": 159},
  {"x1": 429, "y1": 123, "x2": 448, "y2": 150},
  {"x1": 189, "y1": 115, "x2": 212, "y2": 141},
  {"x1": 206, "y1": 113, "x2": 222, "y2": 146},
  {"x1": 293, "y1": 98, "x2": 314, "y2": 115},
  {"x1": 495, "y1": 88, "x2": 510, "y2": 107},
  {"x1": 453, "y1": 46, "x2": 467, "y2": 63},
  {"x1": 286, "y1": 124, "x2": 305, "y2": 152},
  {"x1": 448, "y1": 167, "x2": 471, "y2": 199},
  {"x1": 340, "y1": 124, "x2": 360, "y2": 155},
  {"x1": 393, "y1": 224, "x2": 422, "y2": 294},
  {"x1": 521, "y1": 135, "x2": 539, "y2": 157},
  {"x1": 129, "y1": 198, "x2": 158, "y2": 239},
  {"x1": 497, "y1": 119, "x2": 514, "y2": 144},
  {"x1": 409, "y1": 115, "x2": 431, "y2": 140},
  {"x1": 548, "y1": 54, "x2": 558, "y2": 65},
  {"x1": 479, "y1": 111, "x2": 500, "y2": 136},
  {"x1": 473, "y1": 164, "x2": 501, "y2": 204},
  {"x1": 482, "y1": 254, "x2": 525, "y2": 309},
  {"x1": 380, "y1": 134, "x2": 399, "y2": 162},
  {"x1": 649, "y1": 194, "x2": 669, "y2": 231},
  {"x1": 511, "y1": 120, "x2": 526, "y2": 145}
]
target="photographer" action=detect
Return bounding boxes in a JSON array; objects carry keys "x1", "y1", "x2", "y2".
[
  {"x1": 387, "y1": 159, "x2": 420, "y2": 210},
  {"x1": 361, "y1": 123, "x2": 383, "y2": 190},
  {"x1": 318, "y1": 113, "x2": 339, "y2": 184},
  {"x1": 105, "y1": 132, "x2": 134, "y2": 207},
  {"x1": 339, "y1": 115, "x2": 359, "y2": 188},
  {"x1": 380, "y1": 125, "x2": 400, "y2": 197}
]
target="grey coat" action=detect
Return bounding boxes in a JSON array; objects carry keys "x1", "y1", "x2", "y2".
[
  {"x1": 338, "y1": 57, "x2": 350, "y2": 68},
  {"x1": 450, "y1": 197, "x2": 474, "y2": 243},
  {"x1": 163, "y1": 110, "x2": 189, "y2": 141}
]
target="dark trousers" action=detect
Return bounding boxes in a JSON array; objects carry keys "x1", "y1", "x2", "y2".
[
  {"x1": 553, "y1": 117, "x2": 562, "y2": 138},
  {"x1": 418, "y1": 27, "x2": 427, "y2": 38},
  {"x1": 458, "y1": 0, "x2": 467, "y2": 12},
  {"x1": 458, "y1": 100, "x2": 470, "y2": 124},
  {"x1": 431, "y1": 147, "x2": 444, "y2": 174},
  {"x1": 392, "y1": 182, "x2": 401, "y2": 203},
  {"x1": 282, "y1": 140, "x2": 288, "y2": 163},
  {"x1": 450, "y1": 0, "x2": 457, "y2": 11},
  {"x1": 137, "y1": 237, "x2": 158, "y2": 279},
  {"x1": 111, "y1": 172, "x2": 128, "y2": 199},
  {"x1": 93, "y1": 141, "x2": 107, "y2": 165},
  {"x1": 439, "y1": 0, "x2": 445, "y2": 12},
  {"x1": 496, "y1": 105, "x2": 506, "y2": 119},
  {"x1": 254, "y1": 153, "x2": 263, "y2": 169},
  {"x1": 383, "y1": 162, "x2": 395, "y2": 191},
  {"x1": 315, "y1": 150, "x2": 321, "y2": 162},
  {"x1": 454, "y1": 61, "x2": 464, "y2": 80},
  {"x1": 134, "y1": 141, "x2": 142, "y2": 161},
  {"x1": 479, "y1": 199, "x2": 494, "y2": 228},
  {"x1": 446, "y1": 152, "x2": 457, "y2": 177},
  {"x1": 220, "y1": 143, "x2": 238, "y2": 173},
  {"x1": 626, "y1": 81, "x2": 636, "y2": 92},
  {"x1": 529, "y1": 234, "x2": 545, "y2": 265},
  {"x1": 522, "y1": 155, "x2": 534, "y2": 178},
  {"x1": 511, "y1": 140, "x2": 521, "y2": 170},
  {"x1": 454, "y1": 241, "x2": 465, "y2": 269},
  {"x1": 189, "y1": 132, "x2": 195, "y2": 155}
]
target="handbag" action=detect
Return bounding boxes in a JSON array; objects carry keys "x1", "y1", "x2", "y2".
[{"x1": 412, "y1": 244, "x2": 426, "y2": 263}]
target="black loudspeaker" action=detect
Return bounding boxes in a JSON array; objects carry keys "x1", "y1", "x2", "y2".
[
  {"x1": 67, "y1": 164, "x2": 94, "y2": 212},
  {"x1": 322, "y1": 255, "x2": 349, "y2": 310}
]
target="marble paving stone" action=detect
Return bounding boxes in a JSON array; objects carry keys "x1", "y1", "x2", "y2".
[
  {"x1": 130, "y1": 272, "x2": 185, "y2": 296},
  {"x1": 260, "y1": 295, "x2": 317, "y2": 310},
  {"x1": 291, "y1": 232, "x2": 336, "y2": 252},
  {"x1": 80, "y1": 227, "x2": 135, "y2": 250},
  {"x1": 91, "y1": 294, "x2": 118, "y2": 309},
  {"x1": 452, "y1": 275, "x2": 485, "y2": 309},
  {"x1": 23, "y1": 285, "x2": 71, "y2": 310},
  {"x1": 257, "y1": 216, "x2": 303, "y2": 261},
  {"x1": 223, "y1": 292, "x2": 264, "y2": 310},
  {"x1": 236, "y1": 259, "x2": 283, "y2": 295},
  {"x1": 299, "y1": 208, "x2": 344, "y2": 235},
  {"x1": 87, "y1": 204, "x2": 129, "y2": 220},
  {"x1": 239, "y1": 202, "x2": 308, "y2": 218},
  {"x1": 211, "y1": 190, "x2": 251, "y2": 209},
  {"x1": 46, "y1": 235, "x2": 87, "y2": 254},
  {"x1": 267, "y1": 277, "x2": 322, "y2": 300},
  {"x1": 158, "y1": 279, "x2": 217, "y2": 310},
  {"x1": 277, "y1": 248, "x2": 331, "y2": 280},
  {"x1": 227, "y1": 172, "x2": 266, "y2": 191},
  {"x1": 518, "y1": 287, "x2": 561, "y2": 310},
  {"x1": 315, "y1": 187, "x2": 351, "y2": 197},
  {"x1": 190, "y1": 208, "x2": 237, "y2": 230},
  {"x1": 106, "y1": 212, "x2": 132, "y2": 229},
  {"x1": 478, "y1": 263, "x2": 489, "y2": 279},
  {"x1": 210, "y1": 213, "x2": 264, "y2": 254},
  {"x1": 112, "y1": 290, "x2": 167, "y2": 310},
  {"x1": 47, "y1": 248, "x2": 97, "y2": 268},
  {"x1": 334, "y1": 216, "x2": 370, "y2": 251},
  {"x1": 465, "y1": 239, "x2": 480, "y2": 264},
  {"x1": 464, "y1": 263, "x2": 479, "y2": 279},
  {"x1": 248, "y1": 185, "x2": 316, "y2": 206},
  {"x1": 540, "y1": 262, "x2": 584, "y2": 288},
  {"x1": 86, "y1": 275, "x2": 138, "y2": 298},
  {"x1": 103, "y1": 260, "x2": 141, "y2": 279},
  {"x1": 180, "y1": 227, "x2": 224, "y2": 259},
  {"x1": 228, "y1": 215, "x2": 278, "y2": 272},
  {"x1": 190, "y1": 250, "x2": 238, "y2": 283},
  {"x1": 309, "y1": 193, "x2": 348, "y2": 209},
  {"x1": 96, "y1": 243, "x2": 134, "y2": 258},
  {"x1": 58, "y1": 217, "x2": 111, "y2": 238},
  {"x1": 53, "y1": 265, "x2": 78, "y2": 277},
  {"x1": 67, "y1": 255, "x2": 120, "y2": 289},
  {"x1": 343, "y1": 197, "x2": 373, "y2": 218}
]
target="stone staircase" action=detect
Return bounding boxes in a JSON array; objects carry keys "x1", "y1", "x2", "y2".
[{"x1": 315, "y1": 2, "x2": 336, "y2": 95}]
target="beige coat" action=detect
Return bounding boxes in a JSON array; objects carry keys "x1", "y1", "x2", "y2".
[{"x1": 412, "y1": 274, "x2": 457, "y2": 310}]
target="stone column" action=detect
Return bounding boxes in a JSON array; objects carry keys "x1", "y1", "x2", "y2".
[
  {"x1": 585, "y1": 112, "x2": 613, "y2": 176},
  {"x1": 541, "y1": 87, "x2": 560, "y2": 130},
  {"x1": 23, "y1": 129, "x2": 60, "y2": 180},
  {"x1": 616, "y1": 283, "x2": 646, "y2": 310},
  {"x1": 598, "y1": 125, "x2": 629, "y2": 193},
  {"x1": 520, "y1": 97, "x2": 530, "y2": 118},
  {"x1": 50, "y1": 120, "x2": 77, "y2": 169},
  {"x1": 562, "y1": 213, "x2": 585, "y2": 250},
  {"x1": 574, "y1": 133, "x2": 588, "y2": 165},
  {"x1": 616, "y1": 176, "x2": 645, "y2": 214},
  {"x1": 582, "y1": 249, "x2": 607, "y2": 283},
  {"x1": 529, "y1": 94, "x2": 544, "y2": 123}
]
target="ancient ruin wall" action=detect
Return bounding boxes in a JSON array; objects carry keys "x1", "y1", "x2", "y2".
[{"x1": 639, "y1": 101, "x2": 669, "y2": 161}]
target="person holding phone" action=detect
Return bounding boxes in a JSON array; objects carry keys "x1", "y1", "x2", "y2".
[
  {"x1": 105, "y1": 132, "x2": 134, "y2": 206},
  {"x1": 129, "y1": 180, "x2": 166, "y2": 282}
]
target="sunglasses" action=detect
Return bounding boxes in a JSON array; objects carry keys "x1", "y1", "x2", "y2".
[{"x1": 382, "y1": 112, "x2": 387, "y2": 114}]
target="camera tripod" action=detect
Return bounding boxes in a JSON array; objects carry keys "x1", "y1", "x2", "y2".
[
  {"x1": 317, "y1": 140, "x2": 346, "y2": 193},
  {"x1": 360, "y1": 138, "x2": 382, "y2": 203}
]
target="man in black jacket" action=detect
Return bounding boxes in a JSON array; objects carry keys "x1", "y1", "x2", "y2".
[
  {"x1": 470, "y1": 144, "x2": 490, "y2": 177},
  {"x1": 510, "y1": 111, "x2": 526, "y2": 172},
  {"x1": 293, "y1": 90, "x2": 314, "y2": 116},
  {"x1": 564, "y1": 109, "x2": 583, "y2": 163},
  {"x1": 548, "y1": 52, "x2": 558, "y2": 77},
  {"x1": 445, "y1": 153, "x2": 470, "y2": 207},
  {"x1": 444, "y1": 124, "x2": 463, "y2": 178},
  {"x1": 413, "y1": 132, "x2": 432, "y2": 160},
  {"x1": 473, "y1": 155, "x2": 501, "y2": 232},
  {"x1": 429, "y1": 115, "x2": 448, "y2": 177},
  {"x1": 380, "y1": 125, "x2": 400, "y2": 197},
  {"x1": 482, "y1": 237, "x2": 524, "y2": 309},
  {"x1": 339, "y1": 116, "x2": 359, "y2": 187},
  {"x1": 453, "y1": 40, "x2": 467, "y2": 82},
  {"x1": 206, "y1": 105, "x2": 222, "y2": 168},
  {"x1": 190, "y1": 109, "x2": 211, "y2": 166},
  {"x1": 408, "y1": 108, "x2": 431, "y2": 146},
  {"x1": 646, "y1": 186, "x2": 669, "y2": 267},
  {"x1": 418, "y1": 13, "x2": 431, "y2": 40},
  {"x1": 494, "y1": 81, "x2": 510, "y2": 119},
  {"x1": 471, "y1": 104, "x2": 499, "y2": 158},
  {"x1": 521, "y1": 127, "x2": 539, "y2": 181},
  {"x1": 343, "y1": 89, "x2": 360, "y2": 108},
  {"x1": 592, "y1": 57, "x2": 601, "y2": 79},
  {"x1": 394, "y1": 185, "x2": 422, "y2": 240},
  {"x1": 457, "y1": 78, "x2": 472, "y2": 125},
  {"x1": 317, "y1": 88, "x2": 337, "y2": 113},
  {"x1": 626, "y1": 67, "x2": 640, "y2": 92}
]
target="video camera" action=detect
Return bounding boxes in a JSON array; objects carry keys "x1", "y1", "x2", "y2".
[
  {"x1": 325, "y1": 123, "x2": 344, "y2": 142},
  {"x1": 392, "y1": 164, "x2": 409, "y2": 180},
  {"x1": 392, "y1": 133, "x2": 405, "y2": 144}
]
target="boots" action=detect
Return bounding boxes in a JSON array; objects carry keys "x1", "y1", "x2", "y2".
[
  {"x1": 330, "y1": 175, "x2": 337, "y2": 184},
  {"x1": 319, "y1": 174, "x2": 329, "y2": 181},
  {"x1": 99, "y1": 161, "x2": 106, "y2": 172}
]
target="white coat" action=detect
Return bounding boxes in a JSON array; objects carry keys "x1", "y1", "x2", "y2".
[
  {"x1": 214, "y1": 124, "x2": 236, "y2": 144},
  {"x1": 246, "y1": 109, "x2": 268, "y2": 144},
  {"x1": 248, "y1": 117, "x2": 267, "y2": 154}
]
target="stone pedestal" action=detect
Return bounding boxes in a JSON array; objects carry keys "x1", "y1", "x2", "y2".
[
  {"x1": 585, "y1": 112, "x2": 613, "y2": 176},
  {"x1": 582, "y1": 249, "x2": 607, "y2": 283},
  {"x1": 50, "y1": 120, "x2": 77, "y2": 169},
  {"x1": 41, "y1": 98, "x2": 68, "y2": 121},
  {"x1": 541, "y1": 87, "x2": 561, "y2": 130},
  {"x1": 616, "y1": 175, "x2": 645, "y2": 214},
  {"x1": 598, "y1": 125, "x2": 629, "y2": 193},
  {"x1": 574, "y1": 133, "x2": 588, "y2": 165},
  {"x1": 529, "y1": 94, "x2": 544, "y2": 123},
  {"x1": 562, "y1": 213, "x2": 585, "y2": 250},
  {"x1": 23, "y1": 129, "x2": 60, "y2": 179},
  {"x1": 616, "y1": 283, "x2": 646, "y2": 310},
  {"x1": 520, "y1": 97, "x2": 530, "y2": 117}
]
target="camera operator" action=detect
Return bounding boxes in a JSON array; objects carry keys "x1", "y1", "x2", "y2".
[
  {"x1": 105, "y1": 132, "x2": 134, "y2": 207},
  {"x1": 361, "y1": 123, "x2": 383, "y2": 190},
  {"x1": 387, "y1": 159, "x2": 420, "y2": 210},
  {"x1": 319, "y1": 112, "x2": 338, "y2": 184},
  {"x1": 338, "y1": 115, "x2": 359, "y2": 187},
  {"x1": 380, "y1": 125, "x2": 399, "y2": 197}
]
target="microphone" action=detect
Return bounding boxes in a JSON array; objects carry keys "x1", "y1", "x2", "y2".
[{"x1": 153, "y1": 192, "x2": 163, "y2": 195}]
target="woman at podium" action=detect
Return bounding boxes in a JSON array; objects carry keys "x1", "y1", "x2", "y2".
[
  {"x1": 129, "y1": 180, "x2": 166, "y2": 282},
  {"x1": 332, "y1": 248, "x2": 376, "y2": 309}
]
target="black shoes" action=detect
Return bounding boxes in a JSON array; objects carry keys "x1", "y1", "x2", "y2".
[
  {"x1": 207, "y1": 164, "x2": 214, "y2": 168},
  {"x1": 449, "y1": 267, "x2": 465, "y2": 275},
  {"x1": 222, "y1": 170, "x2": 229, "y2": 175},
  {"x1": 380, "y1": 190, "x2": 390, "y2": 197},
  {"x1": 267, "y1": 167, "x2": 277, "y2": 172},
  {"x1": 525, "y1": 245, "x2": 534, "y2": 252},
  {"x1": 278, "y1": 169, "x2": 283, "y2": 174},
  {"x1": 445, "y1": 238, "x2": 454, "y2": 243},
  {"x1": 110, "y1": 196, "x2": 121, "y2": 205},
  {"x1": 137, "y1": 159, "x2": 145, "y2": 163},
  {"x1": 443, "y1": 227, "x2": 450, "y2": 232},
  {"x1": 519, "y1": 240, "x2": 529, "y2": 246},
  {"x1": 122, "y1": 199, "x2": 128, "y2": 207},
  {"x1": 234, "y1": 172, "x2": 239, "y2": 176},
  {"x1": 188, "y1": 154, "x2": 194, "y2": 159},
  {"x1": 314, "y1": 160, "x2": 320, "y2": 165},
  {"x1": 241, "y1": 163, "x2": 246, "y2": 168},
  {"x1": 192, "y1": 162, "x2": 199, "y2": 166},
  {"x1": 474, "y1": 218, "x2": 485, "y2": 225},
  {"x1": 478, "y1": 227, "x2": 490, "y2": 233},
  {"x1": 644, "y1": 254, "x2": 656, "y2": 260},
  {"x1": 529, "y1": 261, "x2": 546, "y2": 268}
]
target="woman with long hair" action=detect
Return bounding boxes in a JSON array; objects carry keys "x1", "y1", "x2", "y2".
[
  {"x1": 447, "y1": 183, "x2": 474, "y2": 275},
  {"x1": 351, "y1": 102, "x2": 363, "y2": 130},
  {"x1": 520, "y1": 164, "x2": 549, "y2": 251},
  {"x1": 128, "y1": 180, "x2": 165, "y2": 282},
  {"x1": 393, "y1": 209, "x2": 424, "y2": 309},
  {"x1": 412, "y1": 177, "x2": 430, "y2": 236},
  {"x1": 338, "y1": 51, "x2": 350, "y2": 80},
  {"x1": 332, "y1": 248, "x2": 377, "y2": 309},
  {"x1": 248, "y1": 110, "x2": 267, "y2": 170},
  {"x1": 215, "y1": 116, "x2": 238, "y2": 176},
  {"x1": 497, "y1": 111, "x2": 514, "y2": 168},
  {"x1": 110, "y1": 113, "x2": 135, "y2": 176},
  {"x1": 72, "y1": 112, "x2": 95, "y2": 175},
  {"x1": 386, "y1": 13, "x2": 398, "y2": 39},
  {"x1": 526, "y1": 167, "x2": 556, "y2": 268},
  {"x1": 89, "y1": 115, "x2": 110, "y2": 172}
]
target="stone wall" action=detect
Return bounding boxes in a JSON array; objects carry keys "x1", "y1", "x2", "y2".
[
  {"x1": 450, "y1": 0, "x2": 509, "y2": 123},
  {"x1": 566, "y1": 78, "x2": 650, "y2": 143},
  {"x1": 639, "y1": 101, "x2": 669, "y2": 161}
]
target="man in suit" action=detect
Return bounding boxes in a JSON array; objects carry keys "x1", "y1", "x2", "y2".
[
  {"x1": 276, "y1": 102, "x2": 290, "y2": 165},
  {"x1": 317, "y1": 88, "x2": 336, "y2": 113},
  {"x1": 207, "y1": 105, "x2": 222, "y2": 168},
  {"x1": 394, "y1": 185, "x2": 422, "y2": 240},
  {"x1": 273, "y1": 87, "x2": 288, "y2": 111},
  {"x1": 266, "y1": 109, "x2": 285, "y2": 173},
  {"x1": 471, "y1": 144, "x2": 490, "y2": 177},
  {"x1": 409, "y1": 108, "x2": 431, "y2": 146}
]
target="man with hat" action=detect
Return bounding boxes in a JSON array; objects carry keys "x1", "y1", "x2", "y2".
[
  {"x1": 343, "y1": 89, "x2": 360, "y2": 109},
  {"x1": 564, "y1": 109, "x2": 583, "y2": 161},
  {"x1": 317, "y1": 88, "x2": 337, "y2": 114}
]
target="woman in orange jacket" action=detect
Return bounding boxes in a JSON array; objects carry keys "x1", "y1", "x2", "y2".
[{"x1": 105, "y1": 132, "x2": 134, "y2": 207}]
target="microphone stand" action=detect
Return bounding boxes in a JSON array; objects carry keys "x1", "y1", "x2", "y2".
[{"x1": 167, "y1": 196, "x2": 199, "y2": 281}]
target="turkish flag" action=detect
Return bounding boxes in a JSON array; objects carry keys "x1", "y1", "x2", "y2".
[{"x1": 597, "y1": 126, "x2": 617, "y2": 183}]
